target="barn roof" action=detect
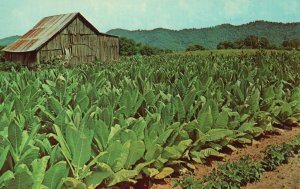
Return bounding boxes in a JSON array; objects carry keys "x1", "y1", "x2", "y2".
[{"x1": 3, "y1": 12, "x2": 117, "y2": 53}]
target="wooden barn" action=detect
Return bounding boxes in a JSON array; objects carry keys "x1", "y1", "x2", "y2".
[{"x1": 2, "y1": 12, "x2": 119, "y2": 65}]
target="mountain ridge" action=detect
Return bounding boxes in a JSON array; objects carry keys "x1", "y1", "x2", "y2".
[
  {"x1": 108, "y1": 20, "x2": 300, "y2": 33},
  {"x1": 0, "y1": 35, "x2": 20, "y2": 46},
  {"x1": 107, "y1": 20, "x2": 300, "y2": 50}
]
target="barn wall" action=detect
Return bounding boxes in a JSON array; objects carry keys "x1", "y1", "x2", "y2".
[
  {"x1": 39, "y1": 17, "x2": 119, "y2": 64},
  {"x1": 5, "y1": 52, "x2": 37, "y2": 65},
  {"x1": 98, "y1": 36, "x2": 119, "y2": 61}
]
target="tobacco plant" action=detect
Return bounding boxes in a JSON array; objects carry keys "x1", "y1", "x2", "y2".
[{"x1": 0, "y1": 51, "x2": 299, "y2": 188}]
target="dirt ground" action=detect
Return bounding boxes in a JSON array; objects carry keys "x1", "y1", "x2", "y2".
[
  {"x1": 150, "y1": 127, "x2": 300, "y2": 189},
  {"x1": 243, "y1": 154, "x2": 300, "y2": 189}
]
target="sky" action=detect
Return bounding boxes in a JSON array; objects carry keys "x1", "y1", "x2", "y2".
[{"x1": 0, "y1": 0, "x2": 299, "y2": 38}]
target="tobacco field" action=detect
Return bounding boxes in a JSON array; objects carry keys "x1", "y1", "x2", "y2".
[{"x1": 0, "y1": 51, "x2": 300, "y2": 188}]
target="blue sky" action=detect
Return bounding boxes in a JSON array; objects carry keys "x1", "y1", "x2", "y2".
[{"x1": 0, "y1": 0, "x2": 299, "y2": 38}]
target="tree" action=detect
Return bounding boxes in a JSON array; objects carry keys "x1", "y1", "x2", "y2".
[
  {"x1": 119, "y1": 37, "x2": 171, "y2": 56},
  {"x1": 282, "y1": 39, "x2": 300, "y2": 50},
  {"x1": 164, "y1": 49, "x2": 173, "y2": 54},
  {"x1": 140, "y1": 45, "x2": 158, "y2": 56},
  {"x1": 186, "y1": 44, "x2": 205, "y2": 52},
  {"x1": 259, "y1": 37, "x2": 269, "y2": 48},
  {"x1": 282, "y1": 40, "x2": 291, "y2": 48},
  {"x1": 119, "y1": 37, "x2": 137, "y2": 56},
  {"x1": 233, "y1": 40, "x2": 245, "y2": 49},
  {"x1": 217, "y1": 36, "x2": 271, "y2": 50},
  {"x1": 217, "y1": 41, "x2": 234, "y2": 49},
  {"x1": 267, "y1": 44, "x2": 278, "y2": 50},
  {"x1": 0, "y1": 46, "x2": 5, "y2": 62},
  {"x1": 244, "y1": 35, "x2": 259, "y2": 48}
]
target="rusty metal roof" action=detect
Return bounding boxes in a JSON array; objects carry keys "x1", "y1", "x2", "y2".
[{"x1": 3, "y1": 12, "x2": 117, "y2": 53}]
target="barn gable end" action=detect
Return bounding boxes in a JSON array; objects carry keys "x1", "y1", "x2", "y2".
[{"x1": 2, "y1": 13, "x2": 119, "y2": 65}]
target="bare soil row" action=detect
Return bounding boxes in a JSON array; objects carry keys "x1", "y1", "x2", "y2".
[{"x1": 150, "y1": 127, "x2": 300, "y2": 189}]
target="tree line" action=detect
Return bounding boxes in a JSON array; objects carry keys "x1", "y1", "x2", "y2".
[
  {"x1": 217, "y1": 35, "x2": 300, "y2": 50},
  {"x1": 120, "y1": 35, "x2": 300, "y2": 56},
  {"x1": 119, "y1": 37, "x2": 173, "y2": 56},
  {"x1": 0, "y1": 46, "x2": 5, "y2": 62},
  {"x1": 2, "y1": 36, "x2": 300, "y2": 60}
]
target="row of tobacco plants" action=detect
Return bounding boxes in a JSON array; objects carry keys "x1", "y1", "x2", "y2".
[
  {"x1": 174, "y1": 134, "x2": 300, "y2": 189},
  {"x1": 0, "y1": 50, "x2": 300, "y2": 188}
]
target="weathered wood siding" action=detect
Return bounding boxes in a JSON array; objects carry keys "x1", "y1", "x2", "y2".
[
  {"x1": 99, "y1": 36, "x2": 119, "y2": 61},
  {"x1": 38, "y1": 17, "x2": 119, "y2": 64},
  {"x1": 5, "y1": 52, "x2": 36, "y2": 65}
]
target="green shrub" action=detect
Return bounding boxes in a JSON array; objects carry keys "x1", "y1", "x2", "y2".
[
  {"x1": 204, "y1": 157, "x2": 263, "y2": 188},
  {"x1": 186, "y1": 44, "x2": 206, "y2": 51},
  {"x1": 0, "y1": 61, "x2": 21, "y2": 71}
]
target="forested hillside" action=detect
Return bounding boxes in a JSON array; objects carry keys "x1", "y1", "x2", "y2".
[{"x1": 107, "y1": 21, "x2": 300, "y2": 50}]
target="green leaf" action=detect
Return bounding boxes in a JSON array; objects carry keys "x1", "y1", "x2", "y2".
[
  {"x1": 42, "y1": 84, "x2": 53, "y2": 95},
  {"x1": 54, "y1": 111, "x2": 67, "y2": 129},
  {"x1": 46, "y1": 80, "x2": 56, "y2": 87},
  {"x1": 108, "y1": 169, "x2": 138, "y2": 187},
  {"x1": 214, "y1": 111, "x2": 229, "y2": 129},
  {"x1": 275, "y1": 83, "x2": 284, "y2": 100},
  {"x1": 162, "y1": 139, "x2": 192, "y2": 160},
  {"x1": 124, "y1": 141, "x2": 145, "y2": 169},
  {"x1": 108, "y1": 125, "x2": 121, "y2": 144},
  {"x1": 119, "y1": 89, "x2": 143, "y2": 117},
  {"x1": 209, "y1": 100, "x2": 219, "y2": 122},
  {"x1": 263, "y1": 85, "x2": 275, "y2": 101},
  {"x1": 183, "y1": 88, "x2": 197, "y2": 112},
  {"x1": 94, "y1": 120, "x2": 109, "y2": 151},
  {"x1": 191, "y1": 148, "x2": 225, "y2": 163},
  {"x1": 99, "y1": 140, "x2": 123, "y2": 168},
  {"x1": 5, "y1": 164, "x2": 33, "y2": 189},
  {"x1": 154, "y1": 167, "x2": 174, "y2": 179},
  {"x1": 119, "y1": 129, "x2": 138, "y2": 143},
  {"x1": 84, "y1": 162, "x2": 113, "y2": 188},
  {"x1": 62, "y1": 177, "x2": 86, "y2": 189},
  {"x1": 36, "y1": 105, "x2": 55, "y2": 121},
  {"x1": 52, "y1": 125, "x2": 71, "y2": 160},
  {"x1": 249, "y1": 88, "x2": 260, "y2": 113},
  {"x1": 236, "y1": 137, "x2": 252, "y2": 144},
  {"x1": 145, "y1": 144, "x2": 163, "y2": 162},
  {"x1": 0, "y1": 171, "x2": 14, "y2": 187},
  {"x1": 13, "y1": 98, "x2": 24, "y2": 115},
  {"x1": 0, "y1": 146, "x2": 10, "y2": 170},
  {"x1": 114, "y1": 141, "x2": 131, "y2": 172},
  {"x1": 238, "y1": 122, "x2": 256, "y2": 132},
  {"x1": 134, "y1": 160, "x2": 155, "y2": 173},
  {"x1": 156, "y1": 129, "x2": 173, "y2": 145},
  {"x1": 143, "y1": 168, "x2": 159, "y2": 177},
  {"x1": 76, "y1": 89, "x2": 89, "y2": 111},
  {"x1": 18, "y1": 146, "x2": 40, "y2": 167},
  {"x1": 174, "y1": 96, "x2": 185, "y2": 121},
  {"x1": 8, "y1": 121, "x2": 22, "y2": 154},
  {"x1": 43, "y1": 161, "x2": 68, "y2": 189},
  {"x1": 206, "y1": 129, "x2": 234, "y2": 142},
  {"x1": 101, "y1": 107, "x2": 114, "y2": 127},
  {"x1": 32, "y1": 156, "x2": 50, "y2": 189},
  {"x1": 131, "y1": 118, "x2": 146, "y2": 140},
  {"x1": 49, "y1": 97, "x2": 63, "y2": 115},
  {"x1": 162, "y1": 146, "x2": 181, "y2": 160},
  {"x1": 198, "y1": 106, "x2": 213, "y2": 133},
  {"x1": 80, "y1": 151, "x2": 108, "y2": 179},
  {"x1": 67, "y1": 127, "x2": 93, "y2": 169}
]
